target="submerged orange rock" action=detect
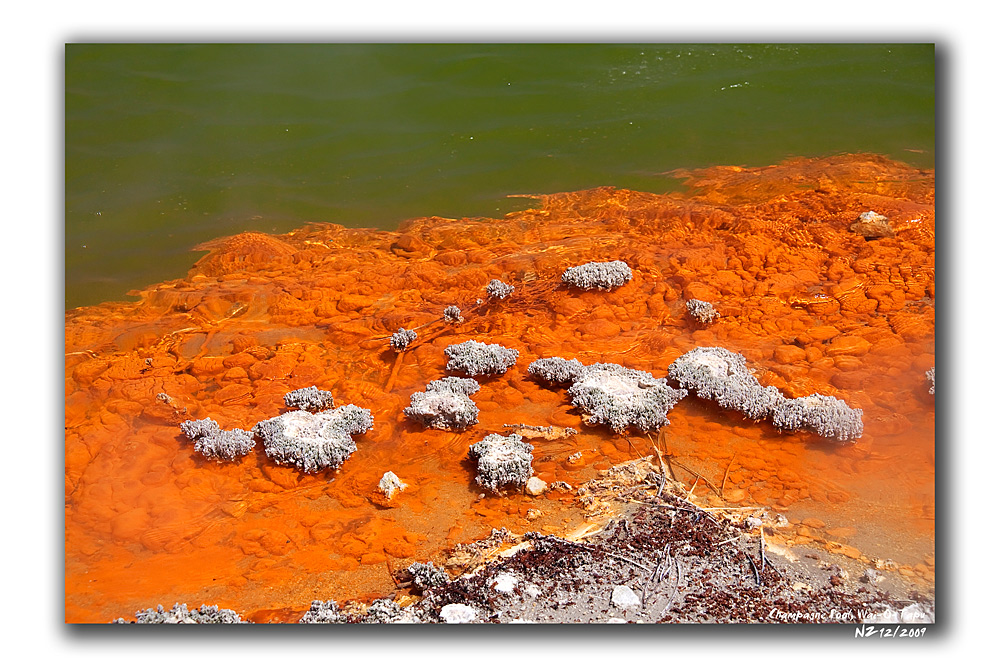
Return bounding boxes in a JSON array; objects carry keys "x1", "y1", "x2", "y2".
[{"x1": 65, "y1": 153, "x2": 935, "y2": 623}]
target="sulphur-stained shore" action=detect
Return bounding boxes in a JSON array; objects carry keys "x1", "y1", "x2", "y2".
[
  {"x1": 114, "y1": 458, "x2": 934, "y2": 624},
  {"x1": 67, "y1": 154, "x2": 934, "y2": 623}
]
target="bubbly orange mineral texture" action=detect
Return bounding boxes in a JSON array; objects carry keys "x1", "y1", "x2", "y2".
[{"x1": 65, "y1": 154, "x2": 935, "y2": 623}]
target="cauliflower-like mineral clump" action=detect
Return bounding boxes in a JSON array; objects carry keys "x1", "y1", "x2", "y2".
[
  {"x1": 567, "y1": 363, "x2": 688, "y2": 433},
  {"x1": 284, "y1": 386, "x2": 334, "y2": 411},
  {"x1": 528, "y1": 358, "x2": 687, "y2": 433},
  {"x1": 299, "y1": 600, "x2": 348, "y2": 624},
  {"x1": 404, "y1": 377, "x2": 481, "y2": 431},
  {"x1": 443, "y1": 305, "x2": 464, "y2": 323},
  {"x1": 468, "y1": 433, "x2": 535, "y2": 493},
  {"x1": 486, "y1": 279, "x2": 516, "y2": 299},
  {"x1": 686, "y1": 299, "x2": 720, "y2": 324},
  {"x1": 669, "y1": 346, "x2": 864, "y2": 441},
  {"x1": 444, "y1": 340, "x2": 519, "y2": 376},
  {"x1": 364, "y1": 598, "x2": 404, "y2": 623},
  {"x1": 527, "y1": 356, "x2": 586, "y2": 385},
  {"x1": 406, "y1": 561, "x2": 451, "y2": 592},
  {"x1": 561, "y1": 260, "x2": 632, "y2": 291},
  {"x1": 769, "y1": 394, "x2": 864, "y2": 442},
  {"x1": 390, "y1": 327, "x2": 418, "y2": 351},
  {"x1": 926, "y1": 367, "x2": 935, "y2": 395},
  {"x1": 425, "y1": 376, "x2": 481, "y2": 395},
  {"x1": 179, "y1": 417, "x2": 219, "y2": 441},
  {"x1": 298, "y1": 598, "x2": 412, "y2": 624},
  {"x1": 179, "y1": 418, "x2": 256, "y2": 461},
  {"x1": 668, "y1": 347, "x2": 783, "y2": 421},
  {"x1": 114, "y1": 603, "x2": 246, "y2": 624},
  {"x1": 254, "y1": 405, "x2": 374, "y2": 472}
]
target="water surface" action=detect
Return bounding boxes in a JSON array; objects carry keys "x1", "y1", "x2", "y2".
[{"x1": 65, "y1": 43, "x2": 934, "y2": 309}]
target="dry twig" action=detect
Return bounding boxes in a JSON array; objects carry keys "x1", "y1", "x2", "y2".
[
  {"x1": 685, "y1": 475, "x2": 701, "y2": 501},
  {"x1": 759, "y1": 525, "x2": 782, "y2": 578},
  {"x1": 669, "y1": 458, "x2": 723, "y2": 499},
  {"x1": 624, "y1": 435, "x2": 640, "y2": 459},
  {"x1": 652, "y1": 444, "x2": 670, "y2": 497},
  {"x1": 720, "y1": 452, "x2": 737, "y2": 497},
  {"x1": 643, "y1": 543, "x2": 671, "y2": 607},
  {"x1": 384, "y1": 350, "x2": 406, "y2": 393},
  {"x1": 746, "y1": 552, "x2": 761, "y2": 587},
  {"x1": 539, "y1": 534, "x2": 653, "y2": 573},
  {"x1": 662, "y1": 557, "x2": 683, "y2": 614}
]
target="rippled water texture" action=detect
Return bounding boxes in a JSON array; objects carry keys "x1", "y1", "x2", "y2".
[
  {"x1": 64, "y1": 154, "x2": 934, "y2": 623},
  {"x1": 65, "y1": 43, "x2": 934, "y2": 310}
]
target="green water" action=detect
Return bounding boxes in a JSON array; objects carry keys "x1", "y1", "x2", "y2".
[{"x1": 65, "y1": 43, "x2": 934, "y2": 310}]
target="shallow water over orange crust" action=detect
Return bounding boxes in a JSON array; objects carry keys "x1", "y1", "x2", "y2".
[{"x1": 65, "y1": 154, "x2": 935, "y2": 623}]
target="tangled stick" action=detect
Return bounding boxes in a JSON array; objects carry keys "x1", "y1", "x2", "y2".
[{"x1": 720, "y1": 452, "x2": 737, "y2": 498}]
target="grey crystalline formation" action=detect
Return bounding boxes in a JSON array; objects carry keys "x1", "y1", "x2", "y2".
[
  {"x1": 299, "y1": 597, "x2": 421, "y2": 624},
  {"x1": 926, "y1": 367, "x2": 935, "y2": 395},
  {"x1": 667, "y1": 347, "x2": 782, "y2": 421},
  {"x1": 179, "y1": 417, "x2": 219, "y2": 441},
  {"x1": 365, "y1": 598, "x2": 404, "y2": 623},
  {"x1": 284, "y1": 385, "x2": 334, "y2": 411},
  {"x1": 179, "y1": 418, "x2": 256, "y2": 461},
  {"x1": 527, "y1": 357, "x2": 586, "y2": 385},
  {"x1": 561, "y1": 260, "x2": 632, "y2": 291},
  {"x1": 468, "y1": 433, "x2": 535, "y2": 493},
  {"x1": 407, "y1": 561, "x2": 451, "y2": 592},
  {"x1": 114, "y1": 603, "x2": 247, "y2": 624},
  {"x1": 254, "y1": 405, "x2": 374, "y2": 473},
  {"x1": 426, "y1": 376, "x2": 481, "y2": 395},
  {"x1": 404, "y1": 376, "x2": 481, "y2": 431},
  {"x1": 686, "y1": 299, "x2": 720, "y2": 324},
  {"x1": 770, "y1": 394, "x2": 864, "y2": 442},
  {"x1": 529, "y1": 358, "x2": 687, "y2": 433},
  {"x1": 299, "y1": 600, "x2": 348, "y2": 624},
  {"x1": 486, "y1": 279, "x2": 516, "y2": 300},
  {"x1": 443, "y1": 305, "x2": 464, "y2": 323},
  {"x1": 566, "y1": 363, "x2": 688, "y2": 433},
  {"x1": 445, "y1": 339, "x2": 519, "y2": 376},
  {"x1": 668, "y1": 346, "x2": 864, "y2": 442},
  {"x1": 390, "y1": 327, "x2": 418, "y2": 351}
]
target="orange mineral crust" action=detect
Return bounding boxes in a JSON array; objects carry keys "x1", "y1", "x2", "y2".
[{"x1": 65, "y1": 154, "x2": 935, "y2": 623}]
